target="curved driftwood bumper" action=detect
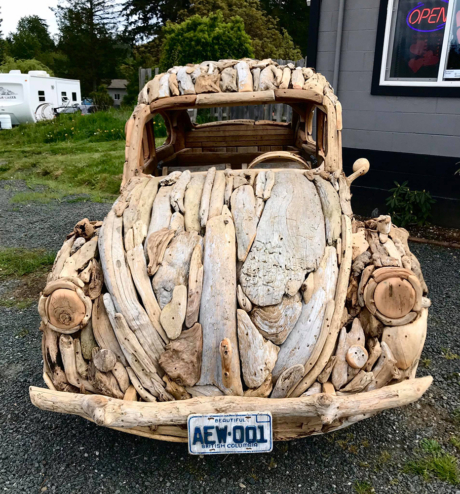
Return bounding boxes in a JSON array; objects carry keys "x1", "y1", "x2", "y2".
[{"x1": 30, "y1": 376, "x2": 432, "y2": 442}]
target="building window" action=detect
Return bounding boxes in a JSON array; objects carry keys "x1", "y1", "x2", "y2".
[
  {"x1": 72, "y1": 92, "x2": 77, "y2": 102},
  {"x1": 38, "y1": 90, "x2": 45, "y2": 102},
  {"x1": 379, "y1": 0, "x2": 460, "y2": 87},
  {"x1": 114, "y1": 93, "x2": 120, "y2": 100},
  {"x1": 61, "y1": 91, "x2": 68, "y2": 102}
]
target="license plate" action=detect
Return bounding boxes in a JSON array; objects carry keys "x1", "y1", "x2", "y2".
[{"x1": 187, "y1": 412, "x2": 273, "y2": 455}]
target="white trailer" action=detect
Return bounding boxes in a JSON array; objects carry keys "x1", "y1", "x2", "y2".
[{"x1": 0, "y1": 70, "x2": 81, "y2": 128}]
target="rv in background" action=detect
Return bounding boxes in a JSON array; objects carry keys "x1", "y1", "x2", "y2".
[{"x1": 0, "y1": 70, "x2": 81, "y2": 129}]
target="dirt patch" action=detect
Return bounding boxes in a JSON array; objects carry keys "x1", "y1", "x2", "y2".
[{"x1": 0, "y1": 270, "x2": 48, "y2": 308}]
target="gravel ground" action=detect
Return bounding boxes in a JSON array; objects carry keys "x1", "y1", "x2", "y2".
[{"x1": 0, "y1": 180, "x2": 459, "y2": 494}]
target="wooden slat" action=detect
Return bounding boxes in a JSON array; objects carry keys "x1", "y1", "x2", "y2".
[
  {"x1": 185, "y1": 129, "x2": 293, "y2": 140},
  {"x1": 186, "y1": 139, "x2": 294, "y2": 148},
  {"x1": 195, "y1": 91, "x2": 275, "y2": 108}
]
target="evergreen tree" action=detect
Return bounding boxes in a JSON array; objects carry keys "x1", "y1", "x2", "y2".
[{"x1": 53, "y1": 0, "x2": 129, "y2": 95}]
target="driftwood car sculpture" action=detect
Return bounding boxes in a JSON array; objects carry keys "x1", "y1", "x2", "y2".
[{"x1": 30, "y1": 58, "x2": 432, "y2": 446}]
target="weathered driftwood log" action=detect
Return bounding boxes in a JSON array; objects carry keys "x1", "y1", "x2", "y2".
[
  {"x1": 186, "y1": 385, "x2": 224, "y2": 398},
  {"x1": 365, "y1": 342, "x2": 400, "y2": 391},
  {"x1": 160, "y1": 285, "x2": 187, "y2": 340},
  {"x1": 301, "y1": 382, "x2": 322, "y2": 397},
  {"x1": 271, "y1": 365, "x2": 304, "y2": 398},
  {"x1": 291, "y1": 215, "x2": 352, "y2": 396},
  {"x1": 382, "y1": 309, "x2": 427, "y2": 370},
  {"x1": 184, "y1": 174, "x2": 206, "y2": 233},
  {"x1": 59, "y1": 334, "x2": 96, "y2": 392},
  {"x1": 250, "y1": 293, "x2": 302, "y2": 345},
  {"x1": 230, "y1": 185, "x2": 257, "y2": 262},
  {"x1": 60, "y1": 236, "x2": 98, "y2": 278},
  {"x1": 152, "y1": 231, "x2": 202, "y2": 309},
  {"x1": 123, "y1": 385, "x2": 137, "y2": 401},
  {"x1": 186, "y1": 243, "x2": 203, "y2": 328},
  {"x1": 220, "y1": 68, "x2": 237, "y2": 92},
  {"x1": 237, "y1": 310, "x2": 280, "y2": 388},
  {"x1": 112, "y1": 362, "x2": 130, "y2": 393},
  {"x1": 341, "y1": 370, "x2": 374, "y2": 393},
  {"x1": 332, "y1": 319, "x2": 366, "y2": 390},
  {"x1": 160, "y1": 171, "x2": 182, "y2": 187},
  {"x1": 163, "y1": 374, "x2": 191, "y2": 400},
  {"x1": 199, "y1": 167, "x2": 216, "y2": 228},
  {"x1": 159, "y1": 323, "x2": 203, "y2": 387},
  {"x1": 30, "y1": 376, "x2": 433, "y2": 428},
  {"x1": 123, "y1": 178, "x2": 149, "y2": 245},
  {"x1": 126, "y1": 245, "x2": 168, "y2": 343},
  {"x1": 240, "y1": 172, "x2": 325, "y2": 307},
  {"x1": 146, "y1": 186, "x2": 173, "y2": 242},
  {"x1": 235, "y1": 61, "x2": 253, "y2": 92},
  {"x1": 208, "y1": 171, "x2": 226, "y2": 220},
  {"x1": 170, "y1": 170, "x2": 191, "y2": 213},
  {"x1": 92, "y1": 295, "x2": 127, "y2": 366},
  {"x1": 314, "y1": 176, "x2": 341, "y2": 245},
  {"x1": 80, "y1": 319, "x2": 97, "y2": 361},
  {"x1": 71, "y1": 237, "x2": 86, "y2": 257},
  {"x1": 73, "y1": 339, "x2": 88, "y2": 379},
  {"x1": 198, "y1": 207, "x2": 243, "y2": 396},
  {"x1": 146, "y1": 228, "x2": 175, "y2": 276},
  {"x1": 291, "y1": 68, "x2": 304, "y2": 89},
  {"x1": 99, "y1": 211, "x2": 165, "y2": 367},
  {"x1": 317, "y1": 356, "x2": 337, "y2": 384},
  {"x1": 365, "y1": 337, "x2": 382, "y2": 371},
  {"x1": 170, "y1": 212, "x2": 185, "y2": 233},
  {"x1": 126, "y1": 367, "x2": 156, "y2": 402},
  {"x1": 273, "y1": 246, "x2": 338, "y2": 381},
  {"x1": 244, "y1": 374, "x2": 273, "y2": 398},
  {"x1": 177, "y1": 67, "x2": 195, "y2": 95}
]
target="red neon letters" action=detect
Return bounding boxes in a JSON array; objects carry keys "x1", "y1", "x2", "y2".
[{"x1": 408, "y1": 6, "x2": 447, "y2": 25}]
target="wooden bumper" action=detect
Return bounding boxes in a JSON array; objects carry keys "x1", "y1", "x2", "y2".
[{"x1": 30, "y1": 376, "x2": 432, "y2": 442}]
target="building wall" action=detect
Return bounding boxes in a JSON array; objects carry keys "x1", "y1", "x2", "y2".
[
  {"x1": 107, "y1": 88, "x2": 126, "y2": 106},
  {"x1": 315, "y1": 0, "x2": 460, "y2": 227}
]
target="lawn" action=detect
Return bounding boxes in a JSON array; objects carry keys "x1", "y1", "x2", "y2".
[{"x1": 0, "y1": 109, "x2": 165, "y2": 203}]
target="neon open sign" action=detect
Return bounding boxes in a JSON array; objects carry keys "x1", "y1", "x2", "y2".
[{"x1": 406, "y1": 0, "x2": 448, "y2": 32}]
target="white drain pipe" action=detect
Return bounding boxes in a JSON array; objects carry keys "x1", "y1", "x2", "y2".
[{"x1": 332, "y1": 0, "x2": 346, "y2": 95}]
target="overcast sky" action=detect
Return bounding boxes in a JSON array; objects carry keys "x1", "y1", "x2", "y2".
[{"x1": 2, "y1": 0, "x2": 60, "y2": 37}]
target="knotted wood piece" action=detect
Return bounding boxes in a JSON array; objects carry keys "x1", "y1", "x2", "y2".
[
  {"x1": 317, "y1": 356, "x2": 337, "y2": 384},
  {"x1": 198, "y1": 206, "x2": 243, "y2": 396},
  {"x1": 273, "y1": 246, "x2": 338, "y2": 382},
  {"x1": 184, "y1": 174, "x2": 206, "y2": 233},
  {"x1": 49, "y1": 236, "x2": 75, "y2": 282},
  {"x1": 237, "y1": 285, "x2": 253, "y2": 312},
  {"x1": 73, "y1": 339, "x2": 88, "y2": 380},
  {"x1": 300, "y1": 382, "x2": 322, "y2": 397},
  {"x1": 160, "y1": 285, "x2": 187, "y2": 340},
  {"x1": 93, "y1": 349, "x2": 117, "y2": 373},
  {"x1": 159, "y1": 323, "x2": 203, "y2": 387},
  {"x1": 240, "y1": 171, "x2": 325, "y2": 307},
  {"x1": 237, "y1": 310, "x2": 280, "y2": 389},
  {"x1": 88, "y1": 260, "x2": 103, "y2": 300},
  {"x1": 123, "y1": 178, "x2": 150, "y2": 247},
  {"x1": 224, "y1": 173, "x2": 234, "y2": 206},
  {"x1": 59, "y1": 334, "x2": 96, "y2": 393},
  {"x1": 365, "y1": 337, "x2": 382, "y2": 371},
  {"x1": 146, "y1": 228, "x2": 175, "y2": 276},
  {"x1": 186, "y1": 386, "x2": 224, "y2": 397},
  {"x1": 152, "y1": 231, "x2": 202, "y2": 309},
  {"x1": 126, "y1": 367, "x2": 156, "y2": 402},
  {"x1": 250, "y1": 293, "x2": 302, "y2": 345},
  {"x1": 112, "y1": 362, "x2": 130, "y2": 393},
  {"x1": 236, "y1": 61, "x2": 253, "y2": 92},
  {"x1": 60, "y1": 236, "x2": 98, "y2": 278},
  {"x1": 346, "y1": 345, "x2": 368, "y2": 369},
  {"x1": 341, "y1": 370, "x2": 374, "y2": 393},
  {"x1": 99, "y1": 211, "x2": 165, "y2": 371},
  {"x1": 220, "y1": 67, "x2": 238, "y2": 92},
  {"x1": 186, "y1": 243, "x2": 203, "y2": 328},
  {"x1": 30, "y1": 376, "x2": 433, "y2": 430},
  {"x1": 230, "y1": 185, "x2": 258, "y2": 262},
  {"x1": 92, "y1": 295, "x2": 127, "y2": 366},
  {"x1": 313, "y1": 176, "x2": 341, "y2": 246},
  {"x1": 163, "y1": 374, "x2": 191, "y2": 400},
  {"x1": 271, "y1": 365, "x2": 304, "y2": 398},
  {"x1": 160, "y1": 171, "x2": 182, "y2": 187},
  {"x1": 177, "y1": 67, "x2": 196, "y2": 95},
  {"x1": 200, "y1": 167, "x2": 216, "y2": 227},
  {"x1": 208, "y1": 171, "x2": 226, "y2": 220},
  {"x1": 80, "y1": 320, "x2": 98, "y2": 360}
]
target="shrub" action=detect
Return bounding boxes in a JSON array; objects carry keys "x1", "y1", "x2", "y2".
[
  {"x1": 0, "y1": 55, "x2": 53, "y2": 75},
  {"x1": 89, "y1": 85, "x2": 114, "y2": 111},
  {"x1": 159, "y1": 12, "x2": 254, "y2": 70},
  {"x1": 386, "y1": 181, "x2": 435, "y2": 227}
]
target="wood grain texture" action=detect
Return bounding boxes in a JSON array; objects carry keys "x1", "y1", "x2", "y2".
[
  {"x1": 230, "y1": 185, "x2": 258, "y2": 262},
  {"x1": 208, "y1": 171, "x2": 226, "y2": 219},
  {"x1": 186, "y1": 243, "x2": 203, "y2": 328},
  {"x1": 146, "y1": 186, "x2": 173, "y2": 244},
  {"x1": 273, "y1": 246, "x2": 338, "y2": 381},
  {"x1": 160, "y1": 285, "x2": 187, "y2": 340},
  {"x1": 198, "y1": 207, "x2": 243, "y2": 396},
  {"x1": 240, "y1": 171, "x2": 325, "y2": 307},
  {"x1": 314, "y1": 176, "x2": 341, "y2": 246},
  {"x1": 184, "y1": 174, "x2": 206, "y2": 233},
  {"x1": 237, "y1": 309, "x2": 280, "y2": 388},
  {"x1": 152, "y1": 231, "x2": 202, "y2": 309}
]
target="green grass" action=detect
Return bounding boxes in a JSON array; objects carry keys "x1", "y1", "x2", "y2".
[
  {"x1": 0, "y1": 248, "x2": 55, "y2": 279},
  {"x1": 354, "y1": 480, "x2": 374, "y2": 494},
  {"x1": 442, "y1": 348, "x2": 460, "y2": 360},
  {"x1": 0, "y1": 110, "x2": 166, "y2": 202},
  {"x1": 403, "y1": 439, "x2": 460, "y2": 485},
  {"x1": 0, "y1": 298, "x2": 35, "y2": 309}
]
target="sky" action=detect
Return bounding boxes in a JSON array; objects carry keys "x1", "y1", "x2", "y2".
[{"x1": 1, "y1": 0, "x2": 60, "y2": 37}]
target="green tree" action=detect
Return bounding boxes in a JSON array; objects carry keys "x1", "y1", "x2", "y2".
[
  {"x1": 0, "y1": 56, "x2": 53, "y2": 74},
  {"x1": 0, "y1": 7, "x2": 5, "y2": 62},
  {"x1": 89, "y1": 84, "x2": 114, "y2": 109},
  {"x1": 159, "y1": 12, "x2": 254, "y2": 71},
  {"x1": 178, "y1": 0, "x2": 302, "y2": 60},
  {"x1": 53, "y1": 0, "x2": 129, "y2": 95},
  {"x1": 260, "y1": 0, "x2": 310, "y2": 57},
  {"x1": 5, "y1": 16, "x2": 61, "y2": 72}
]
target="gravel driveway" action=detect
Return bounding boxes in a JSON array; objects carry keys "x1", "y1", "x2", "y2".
[{"x1": 0, "y1": 180, "x2": 459, "y2": 494}]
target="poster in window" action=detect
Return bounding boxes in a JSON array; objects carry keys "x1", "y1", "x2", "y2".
[
  {"x1": 444, "y1": 0, "x2": 460, "y2": 79},
  {"x1": 390, "y1": 0, "x2": 448, "y2": 79}
]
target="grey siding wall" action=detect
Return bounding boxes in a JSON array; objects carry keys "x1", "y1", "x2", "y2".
[{"x1": 316, "y1": 0, "x2": 460, "y2": 158}]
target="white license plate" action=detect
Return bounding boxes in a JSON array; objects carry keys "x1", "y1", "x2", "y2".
[{"x1": 187, "y1": 412, "x2": 273, "y2": 455}]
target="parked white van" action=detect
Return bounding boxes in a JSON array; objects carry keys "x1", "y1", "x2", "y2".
[{"x1": 0, "y1": 70, "x2": 81, "y2": 128}]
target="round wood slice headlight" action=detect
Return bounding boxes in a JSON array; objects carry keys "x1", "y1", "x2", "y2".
[
  {"x1": 363, "y1": 267, "x2": 422, "y2": 326},
  {"x1": 38, "y1": 278, "x2": 92, "y2": 334},
  {"x1": 47, "y1": 289, "x2": 86, "y2": 330}
]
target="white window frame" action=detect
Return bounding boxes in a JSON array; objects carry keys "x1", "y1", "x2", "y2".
[
  {"x1": 114, "y1": 93, "x2": 120, "y2": 100},
  {"x1": 380, "y1": 0, "x2": 460, "y2": 87}
]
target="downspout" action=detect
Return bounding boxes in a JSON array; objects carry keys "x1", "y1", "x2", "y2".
[{"x1": 332, "y1": 0, "x2": 346, "y2": 95}]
